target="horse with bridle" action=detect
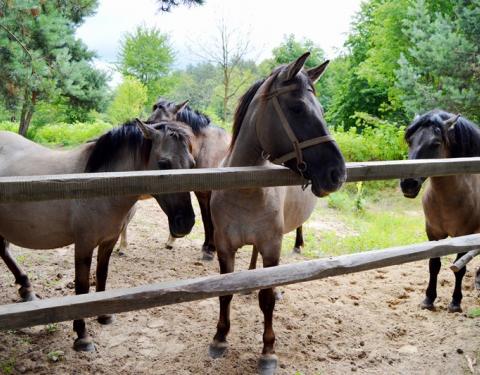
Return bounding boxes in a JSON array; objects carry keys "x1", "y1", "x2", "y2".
[{"x1": 208, "y1": 52, "x2": 346, "y2": 374}]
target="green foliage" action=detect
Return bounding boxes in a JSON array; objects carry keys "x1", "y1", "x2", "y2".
[
  {"x1": 332, "y1": 113, "x2": 406, "y2": 162},
  {"x1": 0, "y1": 0, "x2": 108, "y2": 134},
  {"x1": 467, "y1": 307, "x2": 480, "y2": 318},
  {"x1": 268, "y1": 34, "x2": 325, "y2": 69},
  {"x1": 32, "y1": 121, "x2": 113, "y2": 146},
  {"x1": 396, "y1": 0, "x2": 480, "y2": 121},
  {"x1": 0, "y1": 357, "x2": 15, "y2": 375},
  {"x1": 117, "y1": 25, "x2": 174, "y2": 105},
  {"x1": 107, "y1": 77, "x2": 148, "y2": 124},
  {"x1": 47, "y1": 350, "x2": 65, "y2": 363},
  {"x1": 0, "y1": 121, "x2": 19, "y2": 133}
]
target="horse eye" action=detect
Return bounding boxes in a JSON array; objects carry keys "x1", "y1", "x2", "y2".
[
  {"x1": 433, "y1": 127, "x2": 441, "y2": 134},
  {"x1": 157, "y1": 159, "x2": 171, "y2": 170}
]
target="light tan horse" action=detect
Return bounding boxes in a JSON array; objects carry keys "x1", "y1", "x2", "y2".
[
  {"x1": 0, "y1": 120, "x2": 196, "y2": 351},
  {"x1": 208, "y1": 53, "x2": 346, "y2": 374},
  {"x1": 401, "y1": 109, "x2": 480, "y2": 313}
]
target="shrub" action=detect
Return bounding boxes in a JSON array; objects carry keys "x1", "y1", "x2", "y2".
[
  {"x1": 0, "y1": 121, "x2": 18, "y2": 133},
  {"x1": 32, "y1": 121, "x2": 114, "y2": 146}
]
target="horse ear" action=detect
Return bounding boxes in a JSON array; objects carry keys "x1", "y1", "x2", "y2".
[
  {"x1": 174, "y1": 100, "x2": 189, "y2": 115},
  {"x1": 135, "y1": 118, "x2": 156, "y2": 139},
  {"x1": 285, "y1": 51, "x2": 310, "y2": 81},
  {"x1": 444, "y1": 114, "x2": 461, "y2": 129},
  {"x1": 307, "y1": 60, "x2": 330, "y2": 84}
]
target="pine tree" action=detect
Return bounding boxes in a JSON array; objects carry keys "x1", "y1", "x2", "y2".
[{"x1": 0, "y1": 0, "x2": 108, "y2": 135}]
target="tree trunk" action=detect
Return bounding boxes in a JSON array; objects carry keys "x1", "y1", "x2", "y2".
[
  {"x1": 18, "y1": 91, "x2": 36, "y2": 137},
  {"x1": 223, "y1": 68, "x2": 229, "y2": 125}
]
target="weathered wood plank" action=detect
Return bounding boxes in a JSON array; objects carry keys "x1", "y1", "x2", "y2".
[
  {"x1": 1, "y1": 234, "x2": 479, "y2": 330},
  {"x1": 1, "y1": 158, "x2": 480, "y2": 203},
  {"x1": 450, "y1": 249, "x2": 480, "y2": 272}
]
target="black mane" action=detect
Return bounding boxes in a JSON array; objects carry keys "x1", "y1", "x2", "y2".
[
  {"x1": 406, "y1": 109, "x2": 480, "y2": 157},
  {"x1": 177, "y1": 105, "x2": 211, "y2": 133},
  {"x1": 85, "y1": 121, "x2": 152, "y2": 172}
]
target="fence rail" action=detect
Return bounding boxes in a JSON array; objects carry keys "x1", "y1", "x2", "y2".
[
  {"x1": 1, "y1": 158, "x2": 480, "y2": 330},
  {"x1": 1, "y1": 234, "x2": 479, "y2": 330},
  {"x1": 1, "y1": 158, "x2": 480, "y2": 202}
]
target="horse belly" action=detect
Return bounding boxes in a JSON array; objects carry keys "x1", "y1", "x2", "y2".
[
  {"x1": 282, "y1": 186, "x2": 317, "y2": 234},
  {"x1": 0, "y1": 201, "x2": 73, "y2": 249}
]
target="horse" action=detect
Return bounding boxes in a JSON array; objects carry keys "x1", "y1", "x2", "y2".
[
  {"x1": 400, "y1": 109, "x2": 480, "y2": 313},
  {"x1": 0, "y1": 119, "x2": 196, "y2": 351},
  {"x1": 208, "y1": 52, "x2": 346, "y2": 374},
  {"x1": 144, "y1": 98, "x2": 307, "y2": 259}
]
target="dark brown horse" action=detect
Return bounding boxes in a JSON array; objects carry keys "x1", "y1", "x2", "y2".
[
  {"x1": 0, "y1": 120, "x2": 196, "y2": 351},
  {"x1": 401, "y1": 109, "x2": 480, "y2": 313},
  {"x1": 208, "y1": 52, "x2": 346, "y2": 374}
]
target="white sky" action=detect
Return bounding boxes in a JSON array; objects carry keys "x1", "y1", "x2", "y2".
[{"x1": 77, "y1": 0, "x2": 362, "y2": 86}]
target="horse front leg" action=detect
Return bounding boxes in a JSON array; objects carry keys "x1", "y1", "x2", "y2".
[
  {"x1": 293, "y1": 226, "x2": 304, "y2": 254},
  {"x1": 0, "y1": 236, "x2": 37, "y2": 301},
  {"x1": 96, "y1": 238, "x2": 118, "y2": 324},
  {"x1": 257, "y1": 242, "x2": 281, "y2": 375},
  {"x1": 73, "y1": 244, "x2": 95, "y2": 352},
  {"x1": 449, "y1": 252, "x2": 466, "y2": 313},
  {"x1": 208, "y1": 245, "x2": 236, "y2": 358},
  {"x1": 195, "y1": 191, "x2": 216, "y2": 260},
  {"x1": 420, "y1": 229, "x2": 445, "y2": 311}
]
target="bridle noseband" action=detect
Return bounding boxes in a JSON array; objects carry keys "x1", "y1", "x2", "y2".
[{"x1": 258, "y1": 82, "x2": 335, "y2": 179}]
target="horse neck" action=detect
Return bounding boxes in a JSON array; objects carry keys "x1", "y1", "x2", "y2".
[
  {"x1": 429, "y1": 175, "x2": 472, "y2": 198},
  {"x1": 226, "y1": 108, "x2": 266, "y2": 167}
]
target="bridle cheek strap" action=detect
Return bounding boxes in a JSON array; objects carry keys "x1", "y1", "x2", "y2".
[{"x1": 269, "y1": 94, "x2": 334, "y2": 169}]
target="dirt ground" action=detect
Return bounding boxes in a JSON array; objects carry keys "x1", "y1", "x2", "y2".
[{"x1": 0, "y1": 198, "x2": 479, "y2": 375}]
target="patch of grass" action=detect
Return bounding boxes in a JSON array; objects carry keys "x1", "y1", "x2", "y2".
[
  {"x1": 0, "y1": 358, "x2": 15, "y2": 375},
  {"x1": 467, "y1": 307, "x2": 480, "y2": 318},
  {"x1": 285, "y1": 188, "x2": 426, "y2": 257},
  {"x1": 45, "y1": 323, "x2": 58, "y2": 334}
]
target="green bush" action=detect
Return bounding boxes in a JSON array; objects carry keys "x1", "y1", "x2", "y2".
[
  {"x1": 32, "y1": 121, "x2": 114, "y2": 146},
  {"x1": 0, "y1": 121, "x2": 18, "y2": 133}
]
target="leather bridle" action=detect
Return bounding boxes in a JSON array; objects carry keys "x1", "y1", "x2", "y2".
[{"x1": 258, "y1": 83, "x2": 335, "y2": 176}]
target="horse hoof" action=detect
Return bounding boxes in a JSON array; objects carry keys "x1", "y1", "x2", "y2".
[
  {"x1": 258, "y1": 354, "x2": 278, "y2": 375},
  {"x1": 420, "y1": 299, "x2": 435, "y2": 311},
  {"x1": 202, "y1": 251, "x2": 215, "y2": 261},
  {"x1": 97, "y1": 314, "x2": 115, "y2": 325},
  {"x1": 20, "y1": 292, "x2": 39, "y2": 302},
  {"x1": 73, "y1": 337, "x2": 95, "y2": 352},
  {"x1": 447, "y1": 303, "x2": 462, "y2": 313},
  {"x1": 292, "y1": 246, "x2": 302, "y2": 254},
  {"x1": 208, "y1": 340, "x2": 228, "y2": 359}
]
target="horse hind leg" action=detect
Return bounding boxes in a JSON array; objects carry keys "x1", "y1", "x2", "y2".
[
  {"x1": 209, "y1": 247, "x2": 236, "y2": 359},
  {"x1": 0, "y1": 236, "x2": 37, "y2": 302},
  {"x1": 73, "y1": 244, "x2": 95, "y2": 352},
  {"x1": 448, "y1": 252, "x2": 466, "y2": 313},
  {"x1": 293, "y1": 226, "x2": 304, "y2": 254},
  {"x1": 96, "y1": 239, "x2": 117, "y2": 325}
]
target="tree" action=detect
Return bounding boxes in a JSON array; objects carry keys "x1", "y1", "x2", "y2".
[
  {"x1": 117, "y1": 25, "x2": 175, "y2": 106},
  {"x1": 157, "y1": 0, "x2": 204, "y2": 12},
  {"x1": 107, "y1": 77, "x2": 148, "y2": 124},
  {"x1": 191, "y1": 17, "x2": 254, "y2": 124},
  {"x1": 396, "y1": 0, "x2": 480, "y2": 120},
  {"x1": 0, "y1": 0, "x2": 108, "y2": 135}
]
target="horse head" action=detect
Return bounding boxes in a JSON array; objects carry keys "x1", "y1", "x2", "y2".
[
  {"x1": 136, "y1": 119, "x2": 196, "y2": 237},
  {"x1": 254, "y1": 52, "x2": 346, "y2": 197},
  {"x1": 400, "y1": 110, "x2": 461, "y2": 198}
]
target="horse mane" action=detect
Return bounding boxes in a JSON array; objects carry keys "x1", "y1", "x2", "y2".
[
  {"x1": 85, "y1": 121, "x2": 152, "y2": 172},
  {"x1": 229, "y1": 68, "x2": 282, "y2": 151},
  {"x1": 176, "y1": 105, "x2": 211, "y2": 134},
  {"x1": 405, "y1": 109, "x2": 480, "y2": 157}
]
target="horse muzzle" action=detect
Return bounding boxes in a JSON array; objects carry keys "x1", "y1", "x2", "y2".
[
  {"x1": 169, "y1": 213, "x2": 195, "y2": 238},
  {"x1": 309, "y1": 165, "x2": 347, "y2": 198},
  {"x1": 400, "y1": 178, "x2": 423, "y2": 199}
]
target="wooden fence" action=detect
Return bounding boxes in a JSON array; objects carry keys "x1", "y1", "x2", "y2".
[{"x1": 1, "y1": 158, "x2": 480, "y2": 330}]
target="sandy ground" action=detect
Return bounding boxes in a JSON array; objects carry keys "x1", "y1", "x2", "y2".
[{"x1": 0, "y1": 198, "x2": 479, "y2": 375}]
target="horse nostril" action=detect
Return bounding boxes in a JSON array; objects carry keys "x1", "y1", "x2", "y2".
[{"x1": 328, "y1": 167, "x2": 344, "y2": 186}]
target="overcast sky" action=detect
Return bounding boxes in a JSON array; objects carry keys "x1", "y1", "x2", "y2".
[{"x1": 77, "y1": 0, "x2": 362, "y2": 85}]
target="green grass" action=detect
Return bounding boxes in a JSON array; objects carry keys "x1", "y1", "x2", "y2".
[
  {"x1": 282, "y1": 186, "x2": 426, "y2": 257},
  {"x1": 467, "y1": 307, "x2": 480, "y2": 318}
]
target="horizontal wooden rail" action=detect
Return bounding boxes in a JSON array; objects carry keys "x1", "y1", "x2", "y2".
[
  {"x1": 1, "y1": 158, "x2": 480, "y2": 203},
  {"x1": 1, "y1": 234, "x2": 479, "y2": 330}
]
